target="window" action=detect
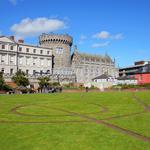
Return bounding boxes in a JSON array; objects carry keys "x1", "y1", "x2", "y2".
[
  {"x1": 1, "y1": 55, "x2": 5, "y2": 63},
  {"x1": 10, "y1": 55, "x2": 15, "y2": 64},
  {"x1": 47, "y1": 51, "x2": 50, "y2": 55},
  {"x1": 10, "y1": 46, "x2": 13, "y2": 50},
  {"x1": 10, "y1": 69, "x2": 13, "y2": 75},
  {"x1": 1, "y1": 68, "x2": 4, "y2": 73},
  {"x1": 33, "y1": 49, "x2": 36, "y2": 53},
  {"x1": 19, "y1": 47, "x2": 22, "y2": 52},
  {"x1": 19, "y1": 57, "x2": 23, "y2": 65},
  {"x1": 26, "y1": 69, "x2": 29, "y2": 75},
  {"x1": 40, "y1": 50, "x2": 43, "y2": 54},
  {"x1": 33, "y1": 57, "x2": 37, "y2": 65},
  {"x1": 26, "y1": 57, "x2": 30, "y2": 65},
  {"x1": 40, "y1": 58, "x2": 44, "y2": 66},
  {"x1": 26, "y1": 48, "x2": 29, "y2": 52},
  {"x1": 56, "y1": 47, "x2": 63, "y2": 54},
  {"x1": 33, "y1": 70, "x2": 36, "y2": 75},
  {"x1": 2, "y1": 45, "x2": 5, "y2": 49},
  {"x1": 47, "y1": 59, "x2": 51, "y2": 66}
]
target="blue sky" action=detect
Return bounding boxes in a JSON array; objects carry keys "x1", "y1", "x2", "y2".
[{"x1": 0, "y1": 0, "x2": 150, "y2": 67}]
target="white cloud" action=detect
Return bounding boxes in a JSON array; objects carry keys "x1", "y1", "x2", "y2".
[
  {"x1": 11, "y1": 17, "x2": 66, "y2": 37},
  {"x1": 112, "y1": 33, "x2": 123, "y2": 40},
  {"x1": 9, "y1": 0, "x2": 17, "y2": 5},
  {"x1": 93, "y1": 31, "x2": 123, "y2": 40},
  {"x1": 92, "y1": 41, "x2": 110, "y2": 48},
  {"x1": 78, "y1": 34, "x2": 87, "y2": 44},
  {"x1": 93, "y1": 31, "x2": 110, "y2": 39},
  {"x1": 80, "y1": 35, "x2": 87, "y2": 40},
  {"x1": 9, "y1": 0, "x2": 24, "y2": 6}
]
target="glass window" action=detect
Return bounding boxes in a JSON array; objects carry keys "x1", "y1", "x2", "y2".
[
  {"x1": 56, "y1": 47, "x2": 63, "y2": 54},
  {"x1": 47, "y1": 51, "x2": 50, "y2": 55},
  {"x1": 33, "y1": 57, "x2": 37, "y2": 65},
  {"x1": 1, "y1": 55, "x2": 5, "y2": 63},
  {"x1": 26, "y1": 69, "x2": 29, "y2": 75},
  {"x1": 47, "y1": 59, "x2": 51, "y2": 66},
  {"x1": 10, "y1": 69, "x2": 13, "y2": 75},
  {"x1": 19, "y1": 47, "x2": 22, "y2": 51},
  {"x1": 1, "y1": 68, "x2": 4, "y2": 73},
  {"x1": 19, "y1": 57, "x2": 22, "y2": 65},
  {"x1": 40, "y1": 58, "x2": 44, "y2": 66},
  {"x1": 33, "y1": 70, "x2": 36, "y2": 75},
  {"x1": 2, "y1": 45, "x2": 5, "y2": 49},
  {"x1": 40, "y1": 50, "x2": 43, "y2": 54},
  {"x1": 10, "y1": 55, "x2": 15, "y2": 64},
  {"x1": 33, "y1": 49, "x2": 36, "y2": 53},
  {"x1": 26, "y1": 57, "x2": 30, "y2": 65},
  {"x1": 10, "y1": 46, "x2": 13, "y2": 50},
  {"x1": 26, "y1": 48, "x2": 29, "y2": 52}
]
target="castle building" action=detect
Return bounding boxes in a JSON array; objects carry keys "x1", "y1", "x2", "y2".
[
  {"x1": 0, "y1": 33, "x2": 118, "y2": 87},
  {"x1": 71, "y1": 46, "x2": 118, "y2": 83}
]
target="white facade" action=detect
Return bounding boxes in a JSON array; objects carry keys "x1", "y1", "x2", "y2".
[
  {"x1": 117, "y1": 79, "x2": 137, "y2": 85},
  {"x1": 0, "y1": 36, "x2": 52, "y2": 76}
]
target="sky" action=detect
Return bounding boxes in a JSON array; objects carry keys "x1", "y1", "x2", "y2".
[{"x1": 0, "y1": 0, "x2": 150, "y2": 67}]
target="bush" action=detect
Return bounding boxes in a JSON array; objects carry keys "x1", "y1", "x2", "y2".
[
  {"x1": 3, "y1": 85, "x2": 12, "y2": 91},
  {"x1": 62, "y1": 83, "x2": 75, "y2": 89},
  {"x1": 52, "y1": 82, "x2": 60, "y2": 86}
]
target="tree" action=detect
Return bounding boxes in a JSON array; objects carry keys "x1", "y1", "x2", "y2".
[
  {"x1": 0, "y1": 72, "x2": 5, "y2": 89},
  {"x1": 37, "y1": 76, "x2": 50, "y2": 92},
  {"x1": 12, "y1": 70, "x2": 29, "y2": 87},
  {"x1": 0, "y1": 72, "x2": 12, "y2": 91}
]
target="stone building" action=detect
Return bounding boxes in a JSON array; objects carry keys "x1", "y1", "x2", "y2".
[
  {"x1": 0, "y1": 33, "x2": 118, "y2": 87},
  {"x1": 71, "y1": 46, "x2": 118, "y2": 83}
]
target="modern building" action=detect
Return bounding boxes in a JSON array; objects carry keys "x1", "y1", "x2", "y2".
[
  {"x1": 0, "y1": 33, "x2": 118, "y2": 87},
  {"x1": 119, "y1": 61, "x2": 150, "y2": 84}
]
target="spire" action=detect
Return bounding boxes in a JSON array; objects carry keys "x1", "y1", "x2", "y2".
[
  {"x1": 74, "y1": 45, "x2": 78, "y2": 53},
  {"x1": 114, "y1": 58, "x2": 116, "y2": 64},
  {"x1": 105, "y1": 50, "x2": 108, "y2": 56}
]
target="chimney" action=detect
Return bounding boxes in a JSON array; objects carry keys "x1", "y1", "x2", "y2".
[
  {"x1": 18, "y1": 39, "x2": 24, "y2": 43},
  {"x1": 9, "y1": 36, "x2": 15, "y2": 41}
]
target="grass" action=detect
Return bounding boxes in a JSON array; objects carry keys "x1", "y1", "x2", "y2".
[{"x1": 0, "y1": 91, "x2": 149, "y2": 150}]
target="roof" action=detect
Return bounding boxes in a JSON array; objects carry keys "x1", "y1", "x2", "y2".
[
  {"x1": 0, "y1": 36, "x2": 52, "y2": 50},
  {"x1": 73, "y1": 52, "x2": 113, "y2": 63},
  {"x1": 119, "y1": 64, "x2": 144, "y2": 70},
  {"x1": 92, "y1": 74, "x2": 112, "y2": 80}
]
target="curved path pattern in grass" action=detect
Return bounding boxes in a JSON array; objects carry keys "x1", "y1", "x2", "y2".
[{"x1": 0, "y1": 92, "x2": 149, "y2": 143}]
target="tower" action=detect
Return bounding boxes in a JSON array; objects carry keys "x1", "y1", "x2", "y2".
[{"x1": 39, "y1": 33, "x2": 73, "y2": 69}]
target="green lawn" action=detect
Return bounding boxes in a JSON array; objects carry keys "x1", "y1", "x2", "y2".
[{"x1": 0, "y1": 91, "x2": 149, "y2": 150}]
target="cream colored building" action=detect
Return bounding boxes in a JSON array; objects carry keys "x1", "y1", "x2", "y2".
[{"x1": 0, "y1": 36, "x2": 52, "y2": 77}]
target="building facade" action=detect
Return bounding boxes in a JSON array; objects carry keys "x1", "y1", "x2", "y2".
[
  {"x1": 71, "y1": 46, "x2": 118, "y2": 83},
  {"x1": 0, "y1": 36, "x2": 53, "y2": 87},
  {"x1": 119, "y1": 61, "x2": 150, "y2": 84},
  {"x1": 0, "y1": 33, "x2": 118, "y2": 87}
]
